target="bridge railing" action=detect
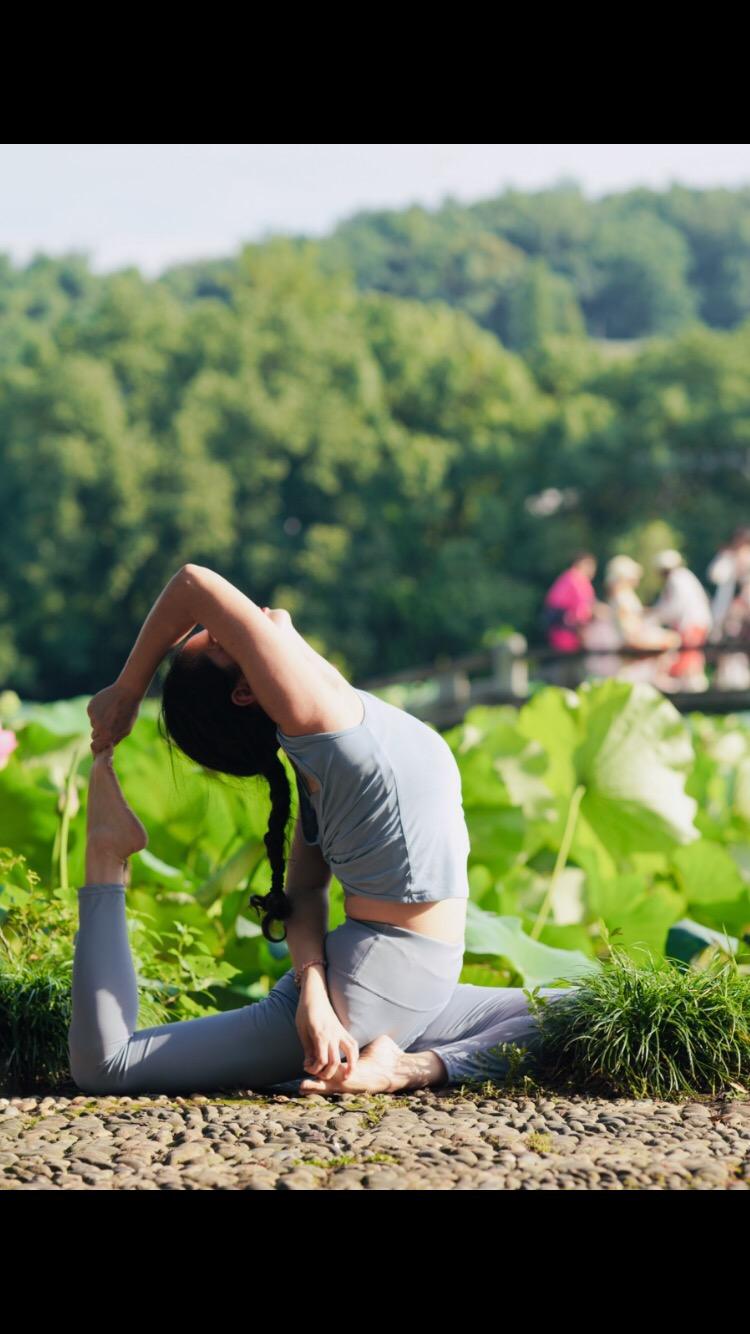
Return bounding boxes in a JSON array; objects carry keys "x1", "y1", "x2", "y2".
[{"x1": 356, "y1": 635, "x2": 750, "y2": 728}]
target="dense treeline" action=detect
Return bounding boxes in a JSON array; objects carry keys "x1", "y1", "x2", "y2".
[
  {"x1": 166, "y1": 182, "x2": 750, "y2": 346},
  {"x1": 1, "y1": 194, "x2": 750, "y2": 700},
  {"x1": 322, "y1": 182, "x2": 750, "y2": 344}
]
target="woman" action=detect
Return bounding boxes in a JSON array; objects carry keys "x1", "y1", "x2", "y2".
[{"x1": 69, "y1": 564, "x2": 576, "y2": 1098}]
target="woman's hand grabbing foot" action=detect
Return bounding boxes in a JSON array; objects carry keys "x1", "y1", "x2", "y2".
[
  {"x1": 299, "y1": 1034, "x2": 410, "y2": 1095},
  {"x1": 298, "y1": 1033, "x2": 450, "y2": 1096}
]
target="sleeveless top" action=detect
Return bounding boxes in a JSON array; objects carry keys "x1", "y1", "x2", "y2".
[{"x1": 275, "y1": 687, "x2": 471, "y2": 904}]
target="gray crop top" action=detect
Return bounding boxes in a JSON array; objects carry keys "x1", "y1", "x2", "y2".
[{"x1": 275, "y1": 687, "x2": 471, "y2": 904}]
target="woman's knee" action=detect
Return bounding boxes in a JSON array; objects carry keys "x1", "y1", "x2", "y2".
[{"x1": 68, "y1": 1044, "x2": 127, "y2": 1096}]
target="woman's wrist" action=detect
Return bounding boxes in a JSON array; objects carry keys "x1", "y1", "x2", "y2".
[
  {"x1": 296, "y1": 960, "x2": 328, "y2": 991},
  {"x1": 116, "y1": 667, "x2": 147, "y2": 702}
]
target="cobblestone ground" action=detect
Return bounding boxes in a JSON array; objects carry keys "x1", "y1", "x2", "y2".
[{"x1": 2, "y1": 1083, "x2": 750, "y2": 1189}]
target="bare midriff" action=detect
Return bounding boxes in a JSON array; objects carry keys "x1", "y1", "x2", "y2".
[{"x1": 344, "y1": 894, "x2": 467, "y2": 944}]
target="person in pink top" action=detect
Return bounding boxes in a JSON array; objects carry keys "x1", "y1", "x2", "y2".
[
  {"x1": 542, "y1": 551, "x2": 599, "y2": 686},
  {"x1": 544, "y1": 552, "x2": 597, "y2": 651}
]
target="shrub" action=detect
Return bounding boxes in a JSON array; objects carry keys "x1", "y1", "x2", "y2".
[{"x1": 529, "y1": 945, "x2": 750, "y2": 1099}]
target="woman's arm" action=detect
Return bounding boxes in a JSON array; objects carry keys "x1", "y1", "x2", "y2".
[
  {"x1": 283, "y1": 814, "x2": 333, "y2": 986},
  {"x1": 87, "y1": 567, "x2": 200, "y2": 750},
  {"x1": 88, "y1": 563, "x2": 340, "y2": 754},
  {"x1": 117, "y1": 566, "x2": 200, "y2": 698},
  {"x1": 282, "y1": 818, "x2": 361, "y2": 1080}
]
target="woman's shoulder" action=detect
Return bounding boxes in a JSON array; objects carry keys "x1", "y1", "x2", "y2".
[{"x1": 277, "y1": 679, "x2": 367, "y2": 740}]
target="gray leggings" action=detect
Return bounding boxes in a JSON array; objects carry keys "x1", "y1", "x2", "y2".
[{"x1": 68, "y1": 884, "x2": 578, "y2": 1096}]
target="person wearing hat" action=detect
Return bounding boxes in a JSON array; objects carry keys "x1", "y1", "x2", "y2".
[
  {"x1": 650, "y1": 549, "x2": 712, "y2": 691},
  {"x1": 604, "y1": 554, "x2": 682, "y2": 688}
]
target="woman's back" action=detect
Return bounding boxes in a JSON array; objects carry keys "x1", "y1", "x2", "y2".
[{"x1": 276, "y1": 688, "x2": 471, "y2": 908}]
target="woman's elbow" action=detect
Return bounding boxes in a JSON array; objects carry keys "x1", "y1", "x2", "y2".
[{"x1": 179, "y1": 563, "x2": 212, "y2": 585}]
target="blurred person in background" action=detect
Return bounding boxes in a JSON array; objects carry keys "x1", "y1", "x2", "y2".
[
  {"x1": 580, "y1": 599, "x2": 623, "y2": 680},
  {"x1": 541, "y1": 551, "x2": 600, "y2": 687},
  {"x1": 650, "y1": 549, "x2": 713, "y2": 692},
  {"x1": 706, "y1": 527, "x2": 750, "y2": 689},
  {"x1": 604, "y1": 555, "x2": 682, "y2": 689},
  {"x1": 706, "y1": 527, "x2": 750, "y2": 638}
]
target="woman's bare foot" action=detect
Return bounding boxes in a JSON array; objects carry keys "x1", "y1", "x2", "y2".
[
  {"x1": 298, "y1": 1034, "x2": 448, "y2": 1095},
  {"x1": 85, "y1": 746, "x2": 148, "y2": 883}
]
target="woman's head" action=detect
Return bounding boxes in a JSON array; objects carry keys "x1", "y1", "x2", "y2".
[{"x1": 158, "y1": 628, "x2": 293, "y2": 944}]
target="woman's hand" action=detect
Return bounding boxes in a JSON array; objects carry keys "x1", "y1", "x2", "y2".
[
  {"x1": 295, "y1": 982, "x2": 359, "y2": 1082},
  {"x1": 87, "y1": 680, "x2": 142, "y2": 754}
]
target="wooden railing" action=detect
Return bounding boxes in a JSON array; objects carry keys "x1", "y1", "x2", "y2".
[{"x1": 355, "y1": 636, "x2": 750, "y2": 729}]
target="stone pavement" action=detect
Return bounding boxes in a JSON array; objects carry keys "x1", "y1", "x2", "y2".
[{"x1": 2, "y1": 1085, "x2": 750, "y2": 1189}]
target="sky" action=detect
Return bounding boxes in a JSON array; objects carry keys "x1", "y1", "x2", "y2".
[{"x1": 2, "y1": 143, "x2": 749, "y2": 277}]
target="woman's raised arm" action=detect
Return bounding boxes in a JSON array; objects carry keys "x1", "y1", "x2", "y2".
[
  {"x1": 88, "y1": 564, "x2": 340, "y2": 753},
  {"x1": 117, "y1": 566, "x2": 199, "y2": 698},
  {"x1": 87, "y1": 566, "x2": 198, "y2": 751}
]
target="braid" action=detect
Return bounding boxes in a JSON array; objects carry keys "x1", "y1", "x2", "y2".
[{"x1": 247, "y1": 750, "x2": 294, "y2": 943}]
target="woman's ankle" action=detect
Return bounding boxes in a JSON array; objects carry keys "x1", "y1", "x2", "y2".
[{"x1": 85, "y1": 830, "x2": 128, "y2": 885}]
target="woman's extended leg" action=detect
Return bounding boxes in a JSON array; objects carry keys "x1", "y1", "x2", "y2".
[
  {"x1": 404, "y1": 980, "x2": 580, "y2": 1085},
  {"x1": 67, "y1": 752, "x2": 308, "y2": 1095}
]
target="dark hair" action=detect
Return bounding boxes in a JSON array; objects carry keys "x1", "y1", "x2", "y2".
[
  {"x1": 571, "y1": 549, "x2": 596, "y2": 566},
  {"x1": 158, "y1": 643, "x2": 293, "y2": 943}
]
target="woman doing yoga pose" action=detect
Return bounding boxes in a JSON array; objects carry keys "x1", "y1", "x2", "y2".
[{"x1": 69, "y1": 565, "x2": 575, "y2": 1097}]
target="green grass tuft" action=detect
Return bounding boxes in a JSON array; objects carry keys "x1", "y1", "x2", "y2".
[{"x1": 528, "y1": 946, "x2": 750, "y2": 1100}]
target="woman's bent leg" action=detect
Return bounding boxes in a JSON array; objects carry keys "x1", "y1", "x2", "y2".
[
  {"x1": 68, "y1": 883, "x2": 307, "y2": 1096},
  {"x1": 404, "y1": 981, "x2": 579, "y2": 1085}
]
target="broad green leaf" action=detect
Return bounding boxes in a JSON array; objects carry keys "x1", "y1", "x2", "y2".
[
  {"x1": 585, "y1": 871, "x2": 686, "y2": 963},
  {"x1": 16, "y1": 696, "x2": 90, "y2": 741},
  {"x1": 523, "y1": 920, "x2": 596, "y2": 958},
  {"x1": 132, "y1": 847, "x2": 194, "y2": 888},
  {"x1": 573, "y1": 680, "x2": 698, "y2": 855},
  {"x1": 195, "y1": 840, "x2": 266, "y2": 906},
  {"x1": 235, "y1": 914, "x2": 264, "y2": 940},
  {"x1": 547, "y1": 866, "x2": 586, "y2": 925},
  {"x1": 515, "y1": 686, "x2": 579, "y2": 797},
  {"x1": 0, "y1": 690, "x2": 23, "y2": 725},
  {"x1": 493, "y1": 736, "x2": 556, "y2": 821},
  {"x1": 465, "y1": 806, "x2": 525, "y2": 878},
  {"x1": 733, "y1": 757, "x2": 750, "y2": 823},
  {"x1": 467, "y1": 863, "x2": 494, "y2": 900},
  {"x1": 464, "y1": 900, "x2": 599, "y2": 987},
  {"x1": 671, "y1": 839, "x2": 746, "y2": 905},
  {"x1": 458, "y1": 961, "x2": 513, "y2": 988},
  {"x1": 448, "y1": 726, "x2": 511, "y2": 807}
]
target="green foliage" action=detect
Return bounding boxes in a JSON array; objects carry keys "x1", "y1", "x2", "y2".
[
  {"x1": 0, "y1": 694, "x2": 336, "y2": 1091},
  {"x1": 3, "y1": 678, "x2": 750, "y2": 1093},
  {"x1": 325, "y1": 182, "x2": 750, "y2": 339},
  {"x1": 442, "y1": 679, "x2": 750, "y2": 986},
  {"x1": 0, "y1": 847, "x2": 170, "y2": 1094},
  {"x1": 4, "y1": 203, "x2": 750, "y2": 699},
  {"x1": 530, "y1": 945, "x2": 750, "y2": 1099}
]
